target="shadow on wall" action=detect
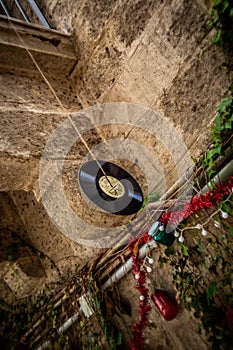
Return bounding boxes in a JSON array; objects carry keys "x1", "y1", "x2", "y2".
[{"x1": 0, "y1": 192, "x2": 52, "y2": 300}]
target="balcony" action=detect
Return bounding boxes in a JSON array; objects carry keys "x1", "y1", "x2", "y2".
[
  {"x1": 0, "y1": 1, "x2": 78, "y2": 76},
  {"x1": 0, "y1": 0, "x2": 50, "y2": 28}
]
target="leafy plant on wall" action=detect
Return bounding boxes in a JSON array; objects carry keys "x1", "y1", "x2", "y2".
[
  {"x1": 202, "y1": 87, "x2": 233, "y2": 181},
  {"x1": 210, "y1": 0, "x2": 233, "y2": 49}
]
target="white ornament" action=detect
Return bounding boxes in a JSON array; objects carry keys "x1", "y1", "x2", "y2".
[
  {"x1": 159, "y1": 225, "x2": 164, "y2": 231},
  {"x1": 139, "y1": 295, "x2": 145, "y2": 301},
  {"x1": 178, "y1": 235, "x2": 184, "y2": 243},
  {"x1": 201, "y1": 228, "x2": 208, "y2": 236},
  {"x1": 221, "y1": 210, "x2": 228, "y2": 219},
  {"x1": 196, "y1": 224, "x2": 202, "y2": 229},
  {"x1": 146, "y1": 266, "x2": 152, "y2": 273},
  {"x1": 214, "y1": 221, "x2": 221, "y2": 228},
  {"x1": 148, "y1": 258, "x2": 154, "y2": 264},
  {"x1": 174, "y1": 231, "x2": 179, "y2": 237},
  {"x1": 145, "y1": 339, "x2": 150, "y2": 345},
  {"x1": 135, "y1": 273, "x2": 140, "y2": 280},
  {"x1": 149, "y1": 241, "x2": 157, "y2": 248}
]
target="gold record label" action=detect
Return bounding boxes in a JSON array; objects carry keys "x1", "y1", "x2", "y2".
[{"x1": 98, "y1": 176, "x2": 125, "y2": 198}]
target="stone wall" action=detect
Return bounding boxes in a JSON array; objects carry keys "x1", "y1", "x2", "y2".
[
  {"x1": 1, "y1": 0, "x2": 231, "y2": 191},
  {"x1": 0, "y1": 0, "x2": 232, "y2": 303},
  {"x1": 36, "y1": 0, "x2": 231, "y2": 153}
]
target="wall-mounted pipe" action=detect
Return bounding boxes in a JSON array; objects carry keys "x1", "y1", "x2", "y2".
[
  {"x1": 201, "y1": 159, "x2": 233, "y2": 193},
  {"x1": 0, "y1": 0, "x2": 50, "y2": 28},
  {"x1": 102, "y1": 241, "x2": 156, "y2": 289},
  {"x1": 36, "y1": 311, "x2": 81, "y2": 350}
]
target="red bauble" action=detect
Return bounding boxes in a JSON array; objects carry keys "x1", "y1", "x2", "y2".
[{"x1": 151, "y1": 290, "x2": 178, "y2": 321}]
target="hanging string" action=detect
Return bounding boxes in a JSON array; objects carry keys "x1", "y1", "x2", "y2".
[
  {"x1": 67, "y1": 117, "x2": 113, "y2": 187},
  {"x1": 5, "y1": 13, "x2": 203, "y2": 220},
  {"x1": 6, "y1": 16, "x2": 114, "y2": 187}
]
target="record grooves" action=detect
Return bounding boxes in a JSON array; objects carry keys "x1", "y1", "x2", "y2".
[{"x1": 78, "y1": 160, "x2": 144, "y2": 215}]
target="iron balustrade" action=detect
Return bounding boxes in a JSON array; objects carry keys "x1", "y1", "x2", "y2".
[{"x1": 0, "y1": 0, "x2": 50, "y2": 28}]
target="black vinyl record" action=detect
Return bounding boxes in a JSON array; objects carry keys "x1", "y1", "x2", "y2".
[{"x1": 78, "y1": 160, "x2": 144, "y2": 215}]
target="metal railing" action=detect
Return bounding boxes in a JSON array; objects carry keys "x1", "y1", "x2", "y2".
[{"x1": 0, "y1": 0, "x2": 51, "y2": 28}]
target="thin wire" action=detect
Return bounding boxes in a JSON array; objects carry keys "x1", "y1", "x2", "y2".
[
  {"x1": 68, "y1": 117, "x2": 113, "y2": 187},
  {"x1": 7, "y1": 17, "x2": 113, "y2": 187}
]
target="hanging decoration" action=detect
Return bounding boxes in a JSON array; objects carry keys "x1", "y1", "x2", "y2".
[
  {"x1": 216, "y1": 294, "x2": 233, "y2": 330},
  {"x1": 148, "y1": 221, "x2": 175, "y2": 247},
  {"x1": 129, "y1": 236, "x2": 151, "y2": 350},
  {"x1": 129, "y1": 176, "x2": 233, "y2": 350},
  {"x1": 160, "y1": 176, "x2": 233, "y2": 226},
  {"x1": 78, "y1": 160, "x2": 144, "y2": 215},
  {"x1": 151, "y1": 290, "x2": 178, "y2": 321}
]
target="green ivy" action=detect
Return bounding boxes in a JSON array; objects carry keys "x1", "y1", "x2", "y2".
[
  {"x1": 166, "y1": 240, "x2": 233, "y2": 349},
  {"x1": 212, "y1": 95, "x2": 233, "y2": 142},
  {"x1": 202, "y1": 88, "x2": 233, "y2": 180},
  {"x1": 210, "y1": 0, "x2": 233, "y2": 48},
  {"x1": 89, "y1": 288, "x2": 122, "y2": 350}
]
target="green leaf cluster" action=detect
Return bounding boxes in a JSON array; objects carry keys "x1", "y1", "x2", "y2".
[
  {"x1": 203, "y1": 93, "x2": 233, "y2": 180},
  {"x1": 212, "y1": 97, "x2": 233, "y2": 141},
  {"x1": 210, "y1": 0, "x2": 233, "y2": 48}
]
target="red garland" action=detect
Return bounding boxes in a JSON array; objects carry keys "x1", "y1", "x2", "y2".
[
  {"x1": 129, "y1": 238, "x2": 151, "y2": 350},
  {"x1": 160, "y1": 176, "x2": 233, "y2": 225},
  {"x1": 129, "y1": 176, "x2": 233, "y2": 349}
]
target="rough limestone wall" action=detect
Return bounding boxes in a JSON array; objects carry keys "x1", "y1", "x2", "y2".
[
  {"x1": 0, "y1": 19, "x2": 101, "y2": 300},
  {"x1": 0, "y1": 63, "x2": 104, "y2": 298},
  {"x1": 29, "y1": 0, "x2": 232, "y2": 244},
  {"x1": 0, "y1": 191, "x2": 101, "y2": 302},
  {"x1": 0, "y1": 0, "x2": 232, "y2": 304},
  {"x1": 39, "y1": 0, "x2": 231, "y2": 154},
  {"x1": 1, "y1": 0, "x2": 231, "y2": 197}
]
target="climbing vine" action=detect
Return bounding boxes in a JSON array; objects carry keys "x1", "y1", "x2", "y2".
[
  {"x1": 165, "y1": 87, "x2": 233, "y2": 347},
  {"x1": 0, "y1": 270, "x2": 123, "y2": 350},
  {"x1": 156, "y1": 84, "x2": 233, "y2": 348},
  {"x1": 164, "y1": 203, "x2": 233, "y2": 349},
  {"x1": 210, "y1": 0, "x2": 233, "y2": 49},
  {"x1": 202, "y1": 87, "x2": 233, "y2": 181}
]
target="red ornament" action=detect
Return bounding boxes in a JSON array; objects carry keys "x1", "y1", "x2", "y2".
[
  {"x1": 151, "y1": 290, "x2": 178, "y2": 321},
  {"x1": 226, "y1": 309, "x2": 233, "y2": 329}
]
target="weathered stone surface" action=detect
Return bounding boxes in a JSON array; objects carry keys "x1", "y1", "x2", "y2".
[
  {"x1": 0, "y1": 0, "x2": 231, "y2": 245},
  {"x1": 0, "y1": 154, "x2": 39, "y2": 192},
  {"x1": 0, "y1": 191, "x2": 100, "y2": 284},
  {"x1": 0, "y1": 3, "x2": 232, "y2": 341},
  {"x1": 159, "y1": 40, "x2": 231, "y2": 154}
]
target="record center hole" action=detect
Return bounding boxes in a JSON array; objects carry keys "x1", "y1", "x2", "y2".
[{"x1": 98, "y1": 176, "x2": 125, "y2": 198}]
